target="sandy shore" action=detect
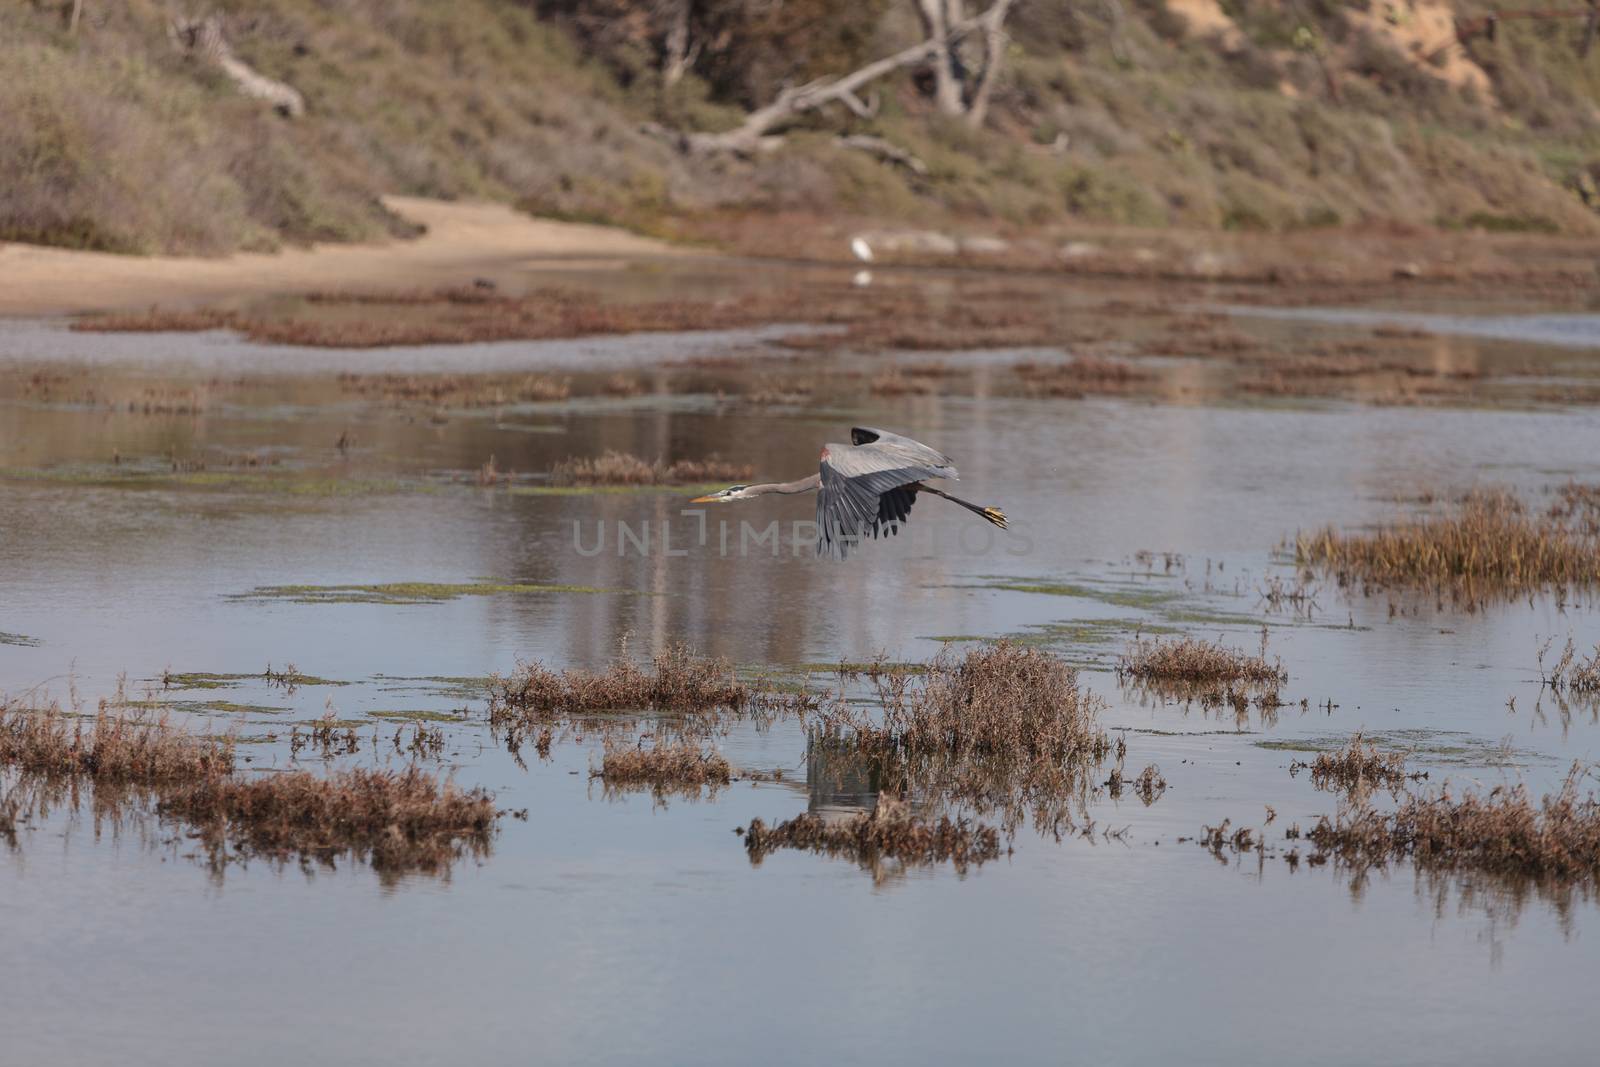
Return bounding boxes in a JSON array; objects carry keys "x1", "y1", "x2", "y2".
[{"x1": 0, "y1": 196, "x2": 685, "y2": 317}]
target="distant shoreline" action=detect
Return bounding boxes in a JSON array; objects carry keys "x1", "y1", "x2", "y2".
[{"x1": 0, "y1": 196, "x2": 687, "y2": 318}]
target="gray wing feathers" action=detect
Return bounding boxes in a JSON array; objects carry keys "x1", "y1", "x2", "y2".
[{"x1": 817, "y1": 432, "x2": 958, "y2": 558}]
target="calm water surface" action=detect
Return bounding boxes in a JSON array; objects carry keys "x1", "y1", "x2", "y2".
[{"x1": 3, "y1": 271, "x2": 1599, "y2": 1065}]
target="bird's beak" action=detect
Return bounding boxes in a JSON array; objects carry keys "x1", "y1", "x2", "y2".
[{"x1": 689, "y1": 494, "x2": 718, "y2": 504}]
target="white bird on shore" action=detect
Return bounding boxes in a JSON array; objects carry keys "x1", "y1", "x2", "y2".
[{"x1": 850, "y1": 237, "x2": 874, "y2": 263}]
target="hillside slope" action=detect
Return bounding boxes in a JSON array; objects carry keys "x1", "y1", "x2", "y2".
[{"x1": 4, "y1": 0, "x2": 1599, "y2": 255}]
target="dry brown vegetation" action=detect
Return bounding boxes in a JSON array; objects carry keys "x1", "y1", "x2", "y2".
[
  {"x1": 0, "y1": 702, "x2": 495, "y2": 881},
  {"x1": 1013, "y1": 357, "x2": 1155, "y2": 398},
  {"x1": 811, "y1": 642, "x2": 1111, "y2": 836},
  {"x1": 549, "y1": 451, "x2": 754, "y2": 487},
  {"x1": 1297, "y1": 489, "x2": 1600, "y2": 602},
  {"x1": 337, "y1": 371, "x2": 570, "y2": 408},
  {"x1": 1306, "y1": 764, "x2": 1600, "y2": 885},
  {"x1": 489, "y1": 644, "x2": 752, "y2": 723},
  {"x1": 74, "y1": 287, "x2": 793, "y2": 348},
  {"x1": 742, "y1": 797, "x2": 1001, "y2": 877},
  {"x1": 1291, "y1": 733, "x2": 1420, "y2": 797},
  {"x1": 1118, "y1": 633, "x2": 1285, "y2": 686},
  {"x1": 593, "y1": 739, "x2": 731, "y2": 794},
  {"x1": 1540, "y1": 637, "x2": 1600, "y2": 696}
]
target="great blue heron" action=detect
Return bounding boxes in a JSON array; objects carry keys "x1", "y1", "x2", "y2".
[{"x1": 690, "y1": 426, "x2": 1007, "y2": 558}]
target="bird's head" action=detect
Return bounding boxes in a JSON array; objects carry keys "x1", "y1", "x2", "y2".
[{"x1": 690, "y1": 484, "x2": 752, "y2": 504}]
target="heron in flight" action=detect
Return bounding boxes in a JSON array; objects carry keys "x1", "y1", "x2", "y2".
[{"x1": 690, "y1": 427, "x2": 1007, "y2": 558}]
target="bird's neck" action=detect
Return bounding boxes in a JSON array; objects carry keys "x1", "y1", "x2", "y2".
[{"x1": 746, "y1": 474, "x2": 822, "y2": 497}]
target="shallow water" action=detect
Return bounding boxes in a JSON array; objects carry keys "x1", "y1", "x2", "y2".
[{"x1": 4, "y1": 275, "x2": 1600, "y2": 1065}]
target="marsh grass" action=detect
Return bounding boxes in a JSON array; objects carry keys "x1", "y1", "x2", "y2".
[
  {"x1": 0, "y1": 701, "x2": 494, "y2": 881},
  {"x1": 1117, "y1": 633, "x2": 1285, "y2": 686},
  {"x1": 811, "y1": 642, "x2": 1111, "y2": 836},
  {"x1": 489, "y1": 644, "x2": 754, "y2": 723},
  {"x1": 742, "y1": 797, "x2": 1001, "y2": 876},
  {"x1": 337, "y1": 372, "x2": 571, "y2": 408},
  {"x1": 1291, "y1": 732, "x2": 1421, "y2": 797},
  {"x1": 592, "y1": 740, "x2": 732, "y2": 801},
  {"x1": 1297, "y1": 489, "x2": 1600, "y2": 602},
  {"x1": 1539, "y1": 637, "x2": 1600, "y2": 695},
  {"x1": 1117, "y1": 631, "x2": 1287, "y2": 721},
  {"x1": 75, "y1": 288, "x2": 791, "y2": 348},
  {"x1": 549, "y1": 451, "x2": 754, "y2": 487},
  {"x1": 1013, "y1": 357, "x2": 1155, "y2": 398},
  {"x1": 1306, "y1": 764, "x2": 1600, "y2": 885}
]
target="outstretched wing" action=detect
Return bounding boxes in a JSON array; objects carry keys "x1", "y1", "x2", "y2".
[{"x1": 817, "y1": 430, "x2": 958, "y2": 558}]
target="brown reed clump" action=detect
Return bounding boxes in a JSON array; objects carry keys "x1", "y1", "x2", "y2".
[
  {"x1": 548, "y1": 450, "x2": 754, "y2": 487},
  {"x1": 1117, "y1": 633, "x2": 1286, "y2": 686},
  {"x1": 742, "y1": 797, "x2": 1001, "y2": 875},
  {"x1": 488, "y1": 644, "x2": 753, "y2": 723},
  {"x1": 812, "y1": 642, "x2": 1111, "y2": 836},
  {"x1": 1292, "y1": 732, "x2": 1418, "y2": 796},
  {"x1": 1540, "y1": 637, "x2": 1600, "y2": 695},
  {"x1": 0, "y1": 704, "x2": 236, "y2": 784},
  {"x1": 592, "y1": 740, "x2": 732, "y2": 800},
  {"x1": 1296, "y1": 489, "x2": 1600, "y2": 600},
  {"x1": 1305, "y1": 764, "x2": 1600, "y2": 883},
  {"x1": 0, "y1": 702, "x2": 495, "y2": 881}
]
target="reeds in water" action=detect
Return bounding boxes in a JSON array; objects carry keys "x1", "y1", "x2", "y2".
[
  {"x1": 548, "y1": 450, "x2": 754, "y2": 487},
  {"x1": 0, "y1": 702, "x2": 494, "y2": 881},
  {"x1": 743, "y1": 797, "x2": 1001, "y2": 876},
  {"x1": 1297, "y1": 489, "x2": 1600, "y2": 602},
  {"x1": 592, "y1": 740, "x2": 732, "y2": 801}
]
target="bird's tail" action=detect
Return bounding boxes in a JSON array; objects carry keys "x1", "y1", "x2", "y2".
[{"x1": 921, "y1": 485, "x2": 1008, "y2": 530}]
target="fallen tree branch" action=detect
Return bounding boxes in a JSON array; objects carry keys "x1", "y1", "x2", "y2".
[
  {"x1": 672, "y1": 5, "x2": 1002, "y2": 154},
  {"x1": 836, "y1": 134, "x2": 929, "y2": 176},
  {"x1": 170, "y1": 15, "x2": 305, "y2": 118}
]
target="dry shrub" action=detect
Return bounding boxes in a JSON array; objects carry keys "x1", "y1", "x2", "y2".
[
  {"x1": 0, "y1": 702, "x2": 494, "y2": 881},
  {"x1": 592, "y1": 740, "x2": 732, "y2": 800},
  {"x1": 1118, "y1": 633, "x2": 1285, "y2": 685},
  {"x1": 548, "y1": 450, "x2": 754, "y2": 486},
  {"x1": 743, "y1": 797, "x2": 1001, "y2": 875},
  {"x1": 1292, "y1": 732, "x2": 1417, "y2": 797},
  {"x1": 1297, "y1": 489, "x2": 1600, "y2": 601},
  {"x1": 813, "y1": 642, "x2": 1111, "y2": 835},
  {"x1": 1307, "y1": 764, "x2": 1600, "y2": 884},
  {"x1": 489, "y1": 644, "x2": 753, "y2": 723}
]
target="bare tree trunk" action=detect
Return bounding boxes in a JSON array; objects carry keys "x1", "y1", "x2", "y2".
[
  {"x1": 68, "y1": 0, "x2": 83, "y2": 33},
  {"x1": 660, "y1": 0, "x2": 693, "y2": 88},
  {"x1": 965, "y1": 0, "x2": 1014, "y2": 126},
  {"x1": 915, "y1": 0, "x2": 967, "y2": 115}
]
